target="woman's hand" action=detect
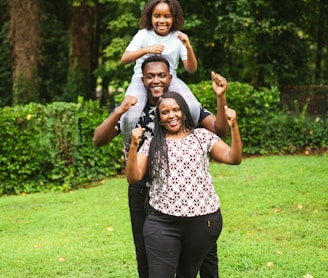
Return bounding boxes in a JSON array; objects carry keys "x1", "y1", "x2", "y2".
[
  {"x1": 224, "y1": 106, "x2": 237, "y2": 128},
  {"x1": 130, "y1": 127, "x2": 145, "y2": 147}
]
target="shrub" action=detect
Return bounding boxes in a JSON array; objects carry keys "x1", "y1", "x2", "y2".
[
  {"x1": 263, "y1": 101, "x2": 328, "y2": 154},
  {"x1": 190, "y1": 81, "x2": 281, "y2": 154},
  {"x1": 0, "y1": 103, "x2": 49, "y2": 194},
  {"x1": 0, "y1": 100, "x2": 124, "y2": 195}
]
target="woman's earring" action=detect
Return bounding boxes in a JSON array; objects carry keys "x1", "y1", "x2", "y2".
[{"x1": 159, "y1": 120, "x2": 163, "y2": 126}]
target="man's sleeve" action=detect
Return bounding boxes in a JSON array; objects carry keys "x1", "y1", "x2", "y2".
[{"x1": 198, "y1": 106, "x2": 212, "y2": 123}]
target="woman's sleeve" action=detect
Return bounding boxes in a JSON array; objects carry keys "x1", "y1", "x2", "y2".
[{"x1": 138, "y1": 138, "x2": 151, "y2": 156}]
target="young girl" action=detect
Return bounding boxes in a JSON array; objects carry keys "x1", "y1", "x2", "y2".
[
  {"x1": 126, "y1": 91, "x2": 242, "y2": 277},
  {"x1": 120, "y1": 0, "x2": 201, "y2": 151}
]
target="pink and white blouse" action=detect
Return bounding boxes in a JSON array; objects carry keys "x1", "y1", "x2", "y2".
[{"x1": 139, "y1": 128, "x2": 221, "y2": 217}]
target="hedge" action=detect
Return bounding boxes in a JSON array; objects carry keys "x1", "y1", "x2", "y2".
[
  {"x1": 0, "y1": 98, "x2": 124, "y2": 195},
  {"x1": 190, "y1": 81, "x2": 328, "y2": 155}
]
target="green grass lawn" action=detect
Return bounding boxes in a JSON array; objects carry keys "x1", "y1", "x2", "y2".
[{"x1": 0, "y1": 155, "x2": 327, "y2": 277}]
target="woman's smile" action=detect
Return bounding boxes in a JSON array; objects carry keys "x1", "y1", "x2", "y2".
[{"x1": 158, "y1": 98, "x2": 185, "y2": 137}]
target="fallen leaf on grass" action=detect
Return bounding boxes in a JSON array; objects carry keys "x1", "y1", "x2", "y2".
[
  {"x1": 107, "y1": 226, "x2": 114, "y2": 232},
  {"x1": 266, "y1": 262, "x2": 274, "y2": 268}
]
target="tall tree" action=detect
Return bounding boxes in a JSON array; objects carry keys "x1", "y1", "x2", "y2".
[
  {"x1": 66, "y1": 1, "x2": 95, "y2": 101},
  {"x1": 0, "y1": 0, "x2": 12, "y2": 107},
  {"x1": 9, "y1": 0, "x2": 40, "y2": 105},
  {"x1": 38, "y1": 0, "x2": 71, "y2": 103},
  {"x1": 1, "y1": 0, "x2": 328, "y2": 106},
  {"x1": 314, "y1": 0, "x2": 328, "y2": 83}
]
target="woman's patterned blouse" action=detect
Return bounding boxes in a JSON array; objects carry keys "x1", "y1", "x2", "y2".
[{"x1": 139, "y1": 128, "x2": 221, "y2": 217}]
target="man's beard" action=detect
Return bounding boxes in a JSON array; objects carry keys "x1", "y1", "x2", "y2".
[{"x1": 146, "y1": 87, "x2": 167, "y2": 105}]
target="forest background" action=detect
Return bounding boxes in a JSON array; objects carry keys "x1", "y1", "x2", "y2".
[
  {"x1": 1, "y1": 0, "x2": 328, "y2": 106},
  {"x1": 0, "y1": 0, "x2": 328, "y2": 194}
]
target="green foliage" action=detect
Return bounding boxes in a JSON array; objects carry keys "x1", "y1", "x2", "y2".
[
  {"x1": 102, "y1": 1, "x2": 142, "y2": 86},
  {"x1": 212, "y1": 0, "x2": 312, "y2": 86},
  {"x1": 1, "y1": 0, "x2": 328, "y2": 106},
  {"x1": 74, "y1": 97, "x2": 125, "y2": 183},
  {"x1": 227, "y1": 82, "x2": 282, "y2": 154},
  {"x1": 0, "y1": 100, "x2": 124, "y2": 195},
  {"x1": 41, "y1": 102, "x2": 81, "y2": 188},
  {"x1": 0, "y1": 103, "x2": 48, "y2": 194},
  {"x1": 64, "y1": 59, "x2": 89, "y2": 102},
  {"x1": 96, "y1": 0, "x2": 326, "y2": 87},
  {"x1": 264, "y1": 102, "x2": 328, "y2": 154},
  {"x1": 3, "y1": 0, "x2": 327, "y2": 105},
  {"x1": 39, "y1": 3, "x2": 70, "y2": 103},
  {"x1": 190, "y1": 81, "x2": 281, "y2": 154},
  {"x1": 191, "y1": 80, "x2": 328, "y2": 154}
]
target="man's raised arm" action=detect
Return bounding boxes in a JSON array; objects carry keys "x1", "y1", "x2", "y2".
[{"x1": 93, "y1": 95, "x2": 137, "y2": 147}]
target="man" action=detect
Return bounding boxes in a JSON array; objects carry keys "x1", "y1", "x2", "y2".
[{"x1": 93, "y1": 55, "x2": 229, "y2": 278}]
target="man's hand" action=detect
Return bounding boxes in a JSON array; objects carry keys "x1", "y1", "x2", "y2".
[
  {"x1": 211, "y1": 71, "x2": 227, "y2": 97},
  {"x1": 117, "y1": 95, "x2": 138, "y2": 114},
  {"x1": 93, "y1": 96, "x2": 137, "y2": 147}
]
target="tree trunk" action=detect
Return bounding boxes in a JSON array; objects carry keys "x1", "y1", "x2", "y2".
[
  {"x1": 91, "y1": 0, "x2": 101, "y2": 100},
  {"x1": 69, "y1": 2, "x2": 94, "y2": 100},
  {"x1": 9, "y1": 0, "x2": 40, "y2": 105},
  {"x1": 315, "y1": 0, "x2": 327, "y2": 83}
]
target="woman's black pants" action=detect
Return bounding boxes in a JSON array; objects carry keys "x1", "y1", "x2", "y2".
[{"x1": 143, "y1": 208, "x2": 223, "y2": 278}]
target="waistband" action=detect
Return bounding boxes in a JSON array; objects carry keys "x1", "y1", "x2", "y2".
[{"x1": 147, "y1": 205, "x2": 221, "y2": 219}]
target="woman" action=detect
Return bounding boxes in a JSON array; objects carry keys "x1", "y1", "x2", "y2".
[{"x1": 126, "y1": 91, "x2": 242, "y2": 278}]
